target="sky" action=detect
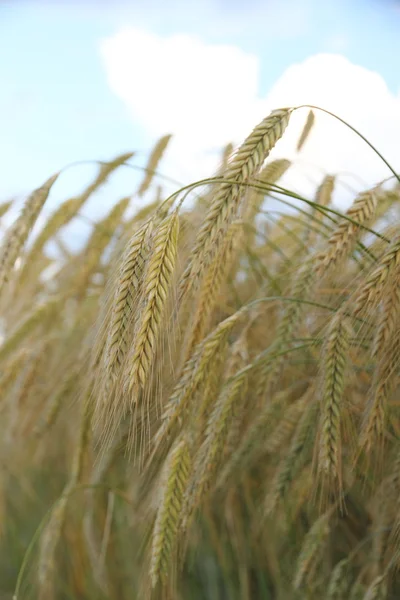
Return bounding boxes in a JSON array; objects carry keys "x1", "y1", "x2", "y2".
[{"x1": 1, "y1": 0, "x2": 400, "y2": 233}]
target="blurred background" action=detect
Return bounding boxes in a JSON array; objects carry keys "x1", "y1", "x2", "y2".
[{"x1": 1, "y1": 0, "x2": 400, "y2": 243}]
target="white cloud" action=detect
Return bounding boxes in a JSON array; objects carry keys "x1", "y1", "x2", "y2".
[{"x1": 100, "y1": 28, "x2": 400, "y2": 207}]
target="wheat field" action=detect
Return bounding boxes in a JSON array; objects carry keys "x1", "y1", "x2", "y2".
[{"x1": 1, "y1": 106, "x2": 400, "y2": 599}]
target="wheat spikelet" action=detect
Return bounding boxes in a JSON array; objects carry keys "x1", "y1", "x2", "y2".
[
  {"x1": 0, "y1": 173, "x2": 59, "y2": 293},
  {"x1": 38, "y1": 390, "x2": 93, "y2": 597},
  {"x1": 178, "y1": 108, "x2": 291, "y2": 301},
  {"x1": 105, "y1": 219, "x2": 154, "y2": 378},
  {"x1": 362, "y1": 574, "x2": 388, "y2": 600},
  {"x1": 265, "y1": 393, "x2": 317, "y2": 514},
  {"x1": 319, "y1": 312, "x2": 351, "y2": 481},
  {"x1": 303, "y1": 174, "x2": 335, "y2": 247},
  {"x1": 327, "y1": 557, "x2": 352, "y2": 599},
  {"x1": 38, "y1": 487, "x2": 71, "y2": 600},
  {"x1": 150, "y1": 437, "x2": 191, "y2": 588},
  {"x1": 155, "y1": 310, "x2": 244, "y2": 449},
  {"x1": 263, "y1": 391, "x2": 309, "y2": 454},
  {"x1": 316, "y1": 174, "x2": 335, "y2": 208},
  {"x1": 0, "y1": 296, "x2": 61, "y2": 362},
  {"x1": 256, "y1": 258, "x2": 315, "y2": 398},
  {"x1": 372, "y1": 285, "x2": 400, "y2": 359},
  {"x1": 244, "y1": 158, "x2": 291, "y2": 231},
  {"x1": 354, "y1": 234, "x2": 400, "y2": 315},
  {"x1": 360, "y1": 329, "x2": 400, "y2": 452},
  {"x1": 0, "y1": 347, "x2": 29, "y2": 399},
  {"x1": 97, "y1": 151, "x2": 135, "y2": 182},
  {"x1": 217, "y1": 381, "x2": 309, "y2": 489},
  {"x1": 216, "y1": 142, "x2": 234, "y2": 177},
  {"x1": 127, "y1": 210, "x2": 179, "y2": 394},
  {"x1": 183, "y1": 220, "x2": 242, "y2": 362},
  {"x1": 316, "y1": 189, "x2": 378, "y2": 276},
  {"x1": 138, "y1": 134, "x2": 172, "y2": 197},
  {"x1": 181, "y1": 372, "x2": 247, "y2": 530},
  {"x1": 350, "y1": 579, "x2": 367, "y2": 599},
  {"x1": 293, "y1": 511, "x2": 331, "y2": 590},
  {"x1": 296, "y1": 109, "x2": 315, "y2": 152},
  {"x1": 71, "y1": 197, "x2": 130, "y2": 296},
  {"x1": 18, "y1": 195, "x2": 90, "y2": 283},
  {"x1": 0, "y1": 199, "x2": 12, "y2": 219},
  {"x1": 34, "y1": 367, "x2": 79, "y2": 438}
]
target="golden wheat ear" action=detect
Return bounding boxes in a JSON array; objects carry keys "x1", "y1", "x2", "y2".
[
  {"x1": 296, "y1": 109, "x2": 315, "y2": 152},
  {"x1": 318, "y1": 312, "x2": 351, "y2": 485},
  {"x1": 150, "y1": 437, "x2": 191, "y2": 589},
  {"x1": 126, "y1": 209, "x2": 179, "y2": 397},
  {"x1": 178, "y1": 108, "x2": 292, "y2": 302},
  {"x1": 138, "y1": 134, "x2": 172, "y2": 197},
  {"x1": 105, "y1": 219, "x2": 154, "y2": 380},
  {"x1": 0, "y1": 173, "x2": 59, "y2": 294}
]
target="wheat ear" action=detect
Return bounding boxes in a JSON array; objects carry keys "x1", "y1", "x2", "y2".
[
  {"x1": 155, "y1": 310, "x2": 244, "y2": 450},
  {"x1": 150, "y1": 437, "x2": 191, "y2": 588},
  {"x1": 0, "y1": 173, "x2": 59, "y2": 293},
  {"x1": 316, "y1": 188, "x2": 378, "y2": 276},
  {"x1": 327, "y1": 557, "x2": 352, "y2": 599},
  {"x1": 319, "y1": 311, "x2": 351, "y2": 481},
  {"x1": 138, "y1": 134, "x2": 172, "y2": 197},
  {"x1": 360, "y1": 330, "x2": 400, "y2": 452},
  {"x1": 296, "y1": 109, "x2": 315, "y2": 152},
  {"x1": 181, "y1": 371, "x2": 247, "y2": 530},
  {"x1": 354, "y1": 234, "x2": 400, "y2": 315},
  {"x1": 362, "y1": 574, "x2": 388, "y2": 600},
  {"x1": 178, "y1": 108, "x2": 291, "y2": 301},
  {"x1": 183, "y1": 220, "x2": 242, "y2": 362},
  {"x1": 293, "y1": 511, "x2": 331, "y2": 590},
  {"x1": 105, "y1": 219, "x2": 153, "y2": 378},
  {"x1": 128, "y1": 210, "x2": 179, "y2": 393}
]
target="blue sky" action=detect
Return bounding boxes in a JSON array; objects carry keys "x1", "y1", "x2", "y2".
[{"x1": 1, "y1": 0, "x2": 400, "y2": 221}]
